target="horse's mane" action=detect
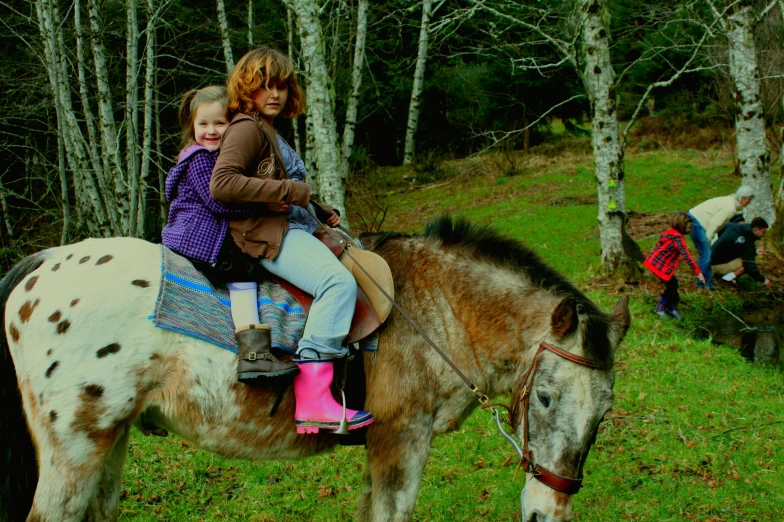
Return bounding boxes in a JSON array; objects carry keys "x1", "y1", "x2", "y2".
[{"x1": 370, "y1": 215, "x2": 615, "y2": 368}]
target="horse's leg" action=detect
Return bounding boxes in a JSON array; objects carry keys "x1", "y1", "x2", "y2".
[
  {"x1": 26, "y1": 430, "x2": 125, "y2": 522},
  {"x1": 84, "y1": 426, "x2": 131, "y2": 522},
  {"x1": 359, "y1": 419, "x2": 433, "y2": 522},
  {"x1": 19, "y1": 375, "x2": 138, "y2": 522}
]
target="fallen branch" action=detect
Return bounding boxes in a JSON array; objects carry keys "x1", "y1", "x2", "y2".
[{"x1": 710, "y1": 420, "x2": 784, "y2": 439}]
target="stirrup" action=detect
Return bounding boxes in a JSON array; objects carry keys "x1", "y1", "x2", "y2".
[{"x1": 334, "y1": 389, "x2": 350, "y2": 435}]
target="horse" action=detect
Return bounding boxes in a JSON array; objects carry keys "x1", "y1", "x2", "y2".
[{"x1": 0, "y1": 216, "x2": 630, "y2": 522}]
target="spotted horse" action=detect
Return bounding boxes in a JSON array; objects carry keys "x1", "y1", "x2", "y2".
[{"x1": 0, "y1": 216, "x2": 630, "y2": 522}]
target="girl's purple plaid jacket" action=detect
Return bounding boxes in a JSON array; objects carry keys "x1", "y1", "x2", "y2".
[{"x1": 162, "y1": 145, "x2": 256, "y2": 264}]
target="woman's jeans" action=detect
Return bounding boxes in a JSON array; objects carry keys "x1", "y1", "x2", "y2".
[
  {"x1": 688, "y1": 213, "x2": 713, "y2": 288},
  {"x1": 260, "y1": 229, "x2": 356, "y2": 359}
]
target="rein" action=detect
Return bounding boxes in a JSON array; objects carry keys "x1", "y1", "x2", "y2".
[
  {"x1": 309, "y1": 211, "x2": 599, "y2": 495},
  {"x1": 307, "y1": 209, "x2": 489, "y2": 404}
]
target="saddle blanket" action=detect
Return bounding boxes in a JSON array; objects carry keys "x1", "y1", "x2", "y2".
[{"x1": 151, "y1": 245, "x2": 378, "y2": 354}]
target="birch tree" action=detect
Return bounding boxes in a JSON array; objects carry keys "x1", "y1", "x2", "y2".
[
  {"x1": 706, "y1": 0, "x2": 776, "y2": 224},
  {"x1": 579, "y1": 0, "x2": 627, "y2": 272},
  {"x1": 248, "y1": 0, "x2": 254, "y2": 47},
  {"x1": 403, "y1": 0, "x2": 434, "y2": 165},
  {"x1": 293, "y1": 0, "x2": 347, "y2": 220},
  {"x1": 32, "y1": 0, "x2": 172, "y2": 239},
  {"x1": 217, "y1": 0, "x2": 235, "y2": 72},
  {"x1": 126, "y1": 0, "x2": 140, "y2": 236},
  {"x1": 463, "y1": 0, "x2": 719, "y2": 272},
  {"x1": 341, "y1": 0, "x2": 369, "y2": 171}
]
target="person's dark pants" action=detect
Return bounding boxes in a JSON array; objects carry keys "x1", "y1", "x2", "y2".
[{"x1": 659, "y1": 275, "x2": 679, "y2": 310}]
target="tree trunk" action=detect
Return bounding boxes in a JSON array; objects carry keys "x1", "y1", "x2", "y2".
[
  {"x1": 580, "y1": 0, "x2": 630, "y2": 274},
  {"x1": 217, "y1": 0, "x2": 234, "y2": 72},
  {"x1": 341, "y1": 0, "x2": 369, "y2": 174},
  {"x1": 139, "y1": 0, "x2": 159, "y2": 237},
  {"x1": 287, "y1": 6, "x2": 303, "y2": 157},
  {"x1": 403, "y1": 0, "x2": 433, "y2": 165},
  {"x1": 727, "y1": 4, "x2": 774, "y2": 224},
  {"x1": 88, "y1": 0, "x2": 127, "y2": 234},
  {"x1": 126, "y1": 0, "x2": 140, "y2": 236},
  {"x1": 57, "y1": 113, "x2": 70, "y2": 245},
  {"x1": 37, "y1": 0, "x2": 109, "y2": 237},
  {"x1": 294, "y1": 0, "x2": 347, "y2": 222},
  {"x1": 248, "y1": 0, "x2": 253, "y2": 47}
]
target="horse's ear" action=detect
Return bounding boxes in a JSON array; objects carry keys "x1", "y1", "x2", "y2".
[
  {"x1": 610, "y1": 295, "x2": 631, "y2": 341},
  {"x1": 551, "y1": 297, "x2": 578, "y2": 339}
]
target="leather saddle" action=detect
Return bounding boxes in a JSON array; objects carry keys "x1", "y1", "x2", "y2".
[{"x1": 273, "y1": 229, "x2": 395, "y2": 344}]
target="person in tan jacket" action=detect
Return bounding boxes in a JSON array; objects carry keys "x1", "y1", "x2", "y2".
[
  {"x1": 210, "y1": 48, "x2": 373, "y2": 435},
  {"x1": 687, "y1": 186, "x2": 754, "y2": 290}
]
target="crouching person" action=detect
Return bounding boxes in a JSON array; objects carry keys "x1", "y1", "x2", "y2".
[{"x1": 711, "y1": 217, "x2": 770, "y2": 288}]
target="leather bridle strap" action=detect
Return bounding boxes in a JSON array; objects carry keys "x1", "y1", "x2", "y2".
[{"x1": 517, "y1": 339, "x2": 600, "y2": 495}]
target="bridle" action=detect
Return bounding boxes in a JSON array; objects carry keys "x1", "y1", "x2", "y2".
[{"x1": 508, "y1": 338, "x2": 601, "y2": 495}]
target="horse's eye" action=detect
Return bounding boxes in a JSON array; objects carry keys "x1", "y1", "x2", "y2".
[{"x1": 537, "y1": 390, "x2": 551, "y2": 408}]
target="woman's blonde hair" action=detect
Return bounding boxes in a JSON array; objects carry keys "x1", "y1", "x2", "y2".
[
  {"x1": 178, "y1": 85, "x2": 228, "y2": 150},
  {"x1": 227, "y1": 48, "x2": 305, "y2": 118}
]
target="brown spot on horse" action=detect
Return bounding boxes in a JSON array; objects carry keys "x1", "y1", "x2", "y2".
[
  {"x1": 52, "y1": 263, "x2": 61, "y2": 272},
  {"x1": 79, "y1": 256, "x2": 91, "y2": 264},
  {"x1": 131, "y1": 279, "x2": 150, "y2": 288},
  {"x1": 25, "y1": 276, "x2": 39, "y2": 292},
  {"x1": 45, "y1": 361, "x2": 59, "y2": 378},
  {"x1": 96, "y1": 255, "x2": 113, "y2": 265},
  {"x1": 9, "y1": 323, "x2": 20, "y2": 342},
  {"x1": 70, "y1": 299, "x2": 80, "y2": 307},
  {"x1": 70, "y1": 385, "x2": 124, "y2": 456},
  {"x1": 48, "y1": 311, "x2": 62, "y2": 323},
  {"x1": 57, "y1": 320, "x2": 71, "y2": 334},
  {"x1": 83, "y1": 384, "x2": 104, "y2": 398},
  {"x1": 96, "y1": 343, "x2": 121, "y2": 358},
  {"x1": 18, "y1": 299, "x2": 40, "y2": 324}
]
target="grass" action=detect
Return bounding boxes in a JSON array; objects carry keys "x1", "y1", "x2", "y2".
[{"x1": 118, "y1": 141, "x2": 784, "y2": 521}]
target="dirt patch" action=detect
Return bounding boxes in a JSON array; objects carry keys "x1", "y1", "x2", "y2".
[
  {"x1": 626, "y1": 211, "x2": 671, "y2": 241},
  {"x1": 549, "y1": 195, "x2": 597, "y2": 207}
]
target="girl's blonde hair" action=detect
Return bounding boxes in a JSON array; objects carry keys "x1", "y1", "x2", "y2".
[
  {"x1": 178, "y1": 85, "x2": 228, "y2": 150},
  {"x1": 227, "y1": 48, "x2": 305, "y2": 118}
]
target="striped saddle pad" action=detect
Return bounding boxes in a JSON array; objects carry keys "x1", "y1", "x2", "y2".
[{"x1": 151, "y1": 246, "x2": 377, "y2": 354}]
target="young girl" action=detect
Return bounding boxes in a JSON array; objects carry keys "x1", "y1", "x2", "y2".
[
  {"x1": 161, "y1": 86, "x2": 298, "y2": 380},
  {"x1": 210, "y1": 48, "x2": 373, "y2": 434},
  {"x1": 643, "y1": 212, "x2": 706, "y2": 320}
]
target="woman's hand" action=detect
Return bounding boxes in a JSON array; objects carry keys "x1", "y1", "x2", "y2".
[
  {"x1": 266, "y1": 202, "x2": 290, "y2": 213},
  {"x1": 326, "y1": 211, "x2": 341, "y2": 227},
  {"x1": 697, "y1": 273, "x2": 706, "y2": 284}
]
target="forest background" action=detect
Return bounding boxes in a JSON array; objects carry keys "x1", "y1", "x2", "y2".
[{"x1": 1, "y1": 0, "x2": 783, "y2": 274}]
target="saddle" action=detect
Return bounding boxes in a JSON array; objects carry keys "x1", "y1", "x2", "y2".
[{"x1": 275, "y1": 229, "x2": 394, "y2": 344}]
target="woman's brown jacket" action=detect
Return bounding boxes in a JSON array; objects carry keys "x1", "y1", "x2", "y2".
[{"x1": 210, "y1": 113, "x2": 312, "y2": 261}]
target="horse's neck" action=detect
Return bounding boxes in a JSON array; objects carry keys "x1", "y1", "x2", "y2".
[{"x1": 430, "y1": 258, "x2": 557, "y2": 395}]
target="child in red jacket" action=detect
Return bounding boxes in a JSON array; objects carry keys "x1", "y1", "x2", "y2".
[{"x1": 643, "y1": 212, "x2": 706, "y2": 319}]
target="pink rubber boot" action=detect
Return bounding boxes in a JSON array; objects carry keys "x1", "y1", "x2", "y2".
[{"x1": 293, "y1": 360, "x2": 374, "y2": 434}]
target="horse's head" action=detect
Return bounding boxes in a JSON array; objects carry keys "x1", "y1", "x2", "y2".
[{"x1": 512, "y1": 295, "x2": 630, "y2": 522}]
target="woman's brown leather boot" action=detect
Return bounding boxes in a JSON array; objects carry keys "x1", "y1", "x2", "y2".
[{"x1": 236, "y1": 324, "x2": 298, "y2": 381}]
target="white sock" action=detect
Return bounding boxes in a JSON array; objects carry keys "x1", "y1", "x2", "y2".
[
  {"x1": 722, "y1": 272, "x2": 736, "y2": 282},
  {"x1": 227, "y1": 282, "x2": 260, "y2": 328}
]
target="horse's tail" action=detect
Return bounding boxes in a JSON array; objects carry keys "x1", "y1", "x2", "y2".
[{"x1": 0, "y1": 251, "x2": 49, "y2": 522}]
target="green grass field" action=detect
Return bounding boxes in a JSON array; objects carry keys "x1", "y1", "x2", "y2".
[{"x1": 118, "y1": 144, "x2": 784, "y2": 521}]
